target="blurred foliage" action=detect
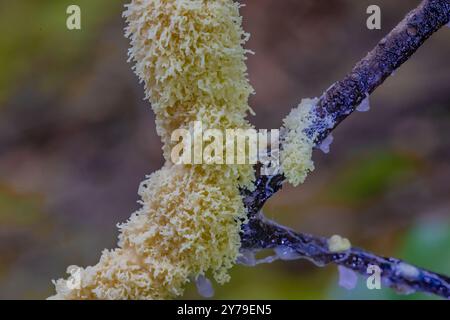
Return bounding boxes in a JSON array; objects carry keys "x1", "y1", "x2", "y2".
[
  {"x1": 0, "y1": 0, "x2": 119, "y2": 103},
  {"x1": 0, "y1": 187, "x2": 44, "y2": 227},
  {"x1": 0, "y1": 186, "x2": 48, "y2": 284},
  {"x1": 399, "y1": 220, "x2": 450, "y2": 283},
  {"x1": 325, "y1": 150, "x2": 418, "y2": 206}
]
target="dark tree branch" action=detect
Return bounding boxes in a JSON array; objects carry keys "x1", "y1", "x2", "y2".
[
  {"x1": 240, "y1": 0, "x2": 450, "y2": 299},
  {"x1": 312, "y1": 0, "x2": 450, "y2": 144},
  {"x1": 241, "y1": 214, "x2": 450, "y2": 299}
]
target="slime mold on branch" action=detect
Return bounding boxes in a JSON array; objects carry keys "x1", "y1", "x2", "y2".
[{"x1": 50, "y1": 0, "x2": 256, "y2": 300}]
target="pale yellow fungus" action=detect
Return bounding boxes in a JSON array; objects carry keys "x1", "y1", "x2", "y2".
[
  {"x1": 50, "y1": 0, "x2": 255, "y2": 300},
  {"x1": 125, "y1": 0, "x2": 255, "y2": 163},
  {"x1": 327, "y1": 235, "x2": 352, "y2": 253},
  {"x1": 280, "y1": 98, "x2": 318, "y2": 186}
]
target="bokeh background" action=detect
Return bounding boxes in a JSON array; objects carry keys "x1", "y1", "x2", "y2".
[{"x1": 0, "y1": 0, "x2": 449, "y2": 300}]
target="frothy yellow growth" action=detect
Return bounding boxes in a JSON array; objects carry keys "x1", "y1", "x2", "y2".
[
  {"x1": 50, "y1": 165, "x2": 248, "y2": 299},
  {"x1": 328, "y1": 235, "x2": 351, "y2": 252},
  {"x1": 280, "y1": 98, "x2": 318, "y2": 186},
  {"x1": 50, "y1": 0, "x2": 254, "y2": 300},
  {"x1": 125, "y1": 0, "x2": 254, "y2": 160}
]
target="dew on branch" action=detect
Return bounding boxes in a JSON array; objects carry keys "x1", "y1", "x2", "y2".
[
  {"x1": 317, "y1": 134, "x2": 334, "y2": 154},
  {"x1": 195, "y1": 275, "x2": 215, "y2": 298},
  {"x1": 337, "y1": 266, "x2": 358, "y2": 290},
  {"x1": 236, "y1": 250, "x2": 257, "y2": 266},
  {"x1": 356, "y1": 94, "x2": 370, "y2": 112}
]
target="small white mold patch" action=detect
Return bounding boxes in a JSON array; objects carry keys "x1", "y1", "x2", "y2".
[
  {"x1": 195, "y1": 275, "x2": 214, "y2": 298},
  {"x1": 328, "y1": 235, "x2": 351, "y2": 252},
  {"x1": 274, "y1": 246, "x2": 301, "y2": 261},
  {"x1": 396, "y1": 262, "x2": 420, "y2": 280},
  {"x1": 356, "y1": 95, "x2": 370, "y2": 112},
  {"x1": 338, "y1": 266, "x2": 358, "y2": 290},
  {"x1": 318, "y1": 134, "x2": 334, "y2": 154}
]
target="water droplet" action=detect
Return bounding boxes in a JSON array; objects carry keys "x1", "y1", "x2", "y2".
[
  {"x1": 236, "y1": 250, "x2": 256, "y2": 266},
  {"x1": 318, "y1": 134, "x2": 334, "y2": 154},
  {"x1": 356, "y1": 95, "x2": 370, "y2": 112},
  {"x1": 255, "y1": 255, "x2": 278, "y2": 265},
  {"x1": 338, "y1": 266, "x2": 358, "y2": 290},
  {"x1": 195, "y1": 275, "x2": 214, "y2": 298}
]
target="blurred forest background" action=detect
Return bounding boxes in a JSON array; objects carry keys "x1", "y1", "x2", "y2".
[{"x1": 0, "y1": 0, "x2": 449, "y2": 299}]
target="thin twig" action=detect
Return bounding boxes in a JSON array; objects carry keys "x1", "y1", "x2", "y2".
[
  {"x1": 241, "y1": 214, "x2": 450, "y2": 299},
  {"x1": 240, "y1": 0, "x2": 450, "y2": 299},
  {"x1": 312, "y1": 0, "x2": 450, "y2": 144}
]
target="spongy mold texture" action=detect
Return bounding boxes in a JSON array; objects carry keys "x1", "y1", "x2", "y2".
[{"x1": 50, "y1": 0, "x2": 255, "y2": 300}]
